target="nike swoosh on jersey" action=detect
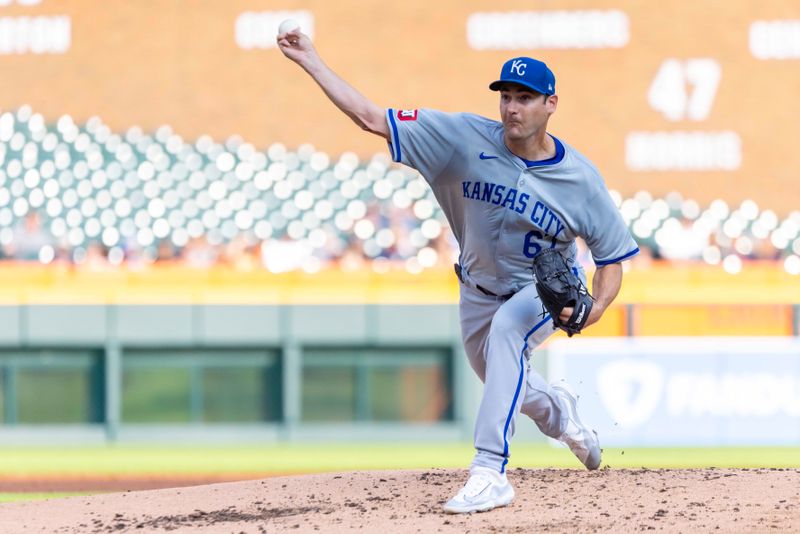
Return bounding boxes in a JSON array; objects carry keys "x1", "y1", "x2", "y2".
[{"x1": 479, "y1": 152, "x2": 498, "y2": 160}]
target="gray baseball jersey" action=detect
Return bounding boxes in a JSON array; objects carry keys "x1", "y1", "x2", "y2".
[
  {"x1": 386, "y1": 108, "x2": 638, "y2": 294},
  {"x1": 386, "y1": 107, "x2": 638, "y2": 473}
]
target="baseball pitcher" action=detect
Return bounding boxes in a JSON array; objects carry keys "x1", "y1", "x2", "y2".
[{"x1": 278, "y1": 26, "x2": 638, "y2": 514}]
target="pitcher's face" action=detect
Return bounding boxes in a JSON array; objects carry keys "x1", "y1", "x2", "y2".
[{"x1": 499, "y1": 84, "x2": 557, "y2": 142}]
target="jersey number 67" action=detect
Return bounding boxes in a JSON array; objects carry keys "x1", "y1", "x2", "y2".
[{"x1": 523, "y1": 230, "x2": 557, "y2": 258}]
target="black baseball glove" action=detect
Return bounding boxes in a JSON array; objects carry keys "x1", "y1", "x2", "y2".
[{"x1": 532, "y1": 248, "x2": 593, "y2": 337}]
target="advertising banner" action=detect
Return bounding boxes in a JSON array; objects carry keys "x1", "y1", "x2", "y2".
[{"x1": 547, "y1": 337, "x2": 800, "y2": 446}]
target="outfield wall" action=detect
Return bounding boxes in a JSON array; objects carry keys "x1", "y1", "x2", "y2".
[
  {"x1": 0, "y1": 302, "x2": 471, "y2": 444},
  {"x1": 0, "y1": 262, "x2": 797, "y2": 444},
  {"x1": 0, "y1": 299, "x2": 797, "y2": 445}
]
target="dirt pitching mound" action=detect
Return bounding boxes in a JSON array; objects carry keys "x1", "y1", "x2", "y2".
[{"x1": 0, "y1": 468, "x2": 798, "y2": 533}]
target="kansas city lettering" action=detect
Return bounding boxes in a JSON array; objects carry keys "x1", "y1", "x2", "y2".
[
  {"x1": 530, "y1": 199, "x2": 565, "y2": 236},
  {"x1": 462, "y1": 180, "x2": 565, "y2": 237},
  {"x1": 463, "y1": 180, "x2": 528, "y2": 213}
]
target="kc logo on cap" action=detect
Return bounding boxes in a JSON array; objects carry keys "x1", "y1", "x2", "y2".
[
  {"x1": 509, "y1": 59, "x2": 527, "y2": 76},
  {"x1": 489, "y1": 56, "x2": 556, "y2": 95}
]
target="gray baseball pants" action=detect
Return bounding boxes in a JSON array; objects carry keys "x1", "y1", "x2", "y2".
[{"x1": 458, "y1": 281, "x2": 570, "y2": 473}]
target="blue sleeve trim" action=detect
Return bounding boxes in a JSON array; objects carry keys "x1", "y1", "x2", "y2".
[
  {"x1": 594, "y1": 247, "x2": 640, "y2": 266},
  {"x1": 386, "y1": 109, "x2": 401, "y2": 163}
]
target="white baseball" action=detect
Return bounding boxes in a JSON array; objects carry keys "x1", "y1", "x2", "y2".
[{"x1": 278, "y1": 18, "x2": 300, "y2": 36}]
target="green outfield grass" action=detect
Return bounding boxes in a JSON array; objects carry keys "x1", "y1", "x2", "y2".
[
  {"x1": 0, "y1": 444, "x2": 797, "y2": 504},
  {"x1": 0, "y1": 493, "x2": 92, "y2": 503},
  {"x1": 0, "y1": 443, "x2": 798, "y2": 477}
]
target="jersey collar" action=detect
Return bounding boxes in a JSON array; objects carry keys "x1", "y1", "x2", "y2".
[
  {"x1": 494, "y1": 128, "x2": 566, "y2": 169},
  {"x1": 515, "y1": 135, "x2": 565, "y2": 167}
]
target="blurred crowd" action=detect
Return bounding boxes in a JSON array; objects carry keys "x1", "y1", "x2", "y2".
[
  {"x1": 1, "y1": 208, "x2": 460, "y2": 274},
  {"x1": 0, "y1": 106, "x2": 798, "y2": 275},
  {"x1": 4, "y1": 195, "x2": 800, "y2": 276}
]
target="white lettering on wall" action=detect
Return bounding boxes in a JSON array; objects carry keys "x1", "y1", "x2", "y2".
[
  {"x1": 625, "y1": 131, "x2": 741, "y2": 171},
  {"x1": 750, "y1": 20, "x2": 800, "y2": 59},
  {"x1": 0, "y1": 16, "x2": 70, "y2": 54},
  {"x1": 667, "y1": 373, "x2": 800, "y2": 417},
  {"x1": 467, "y1": 10, "x2": 629, "y2": 50},
  {"x1": 647, "y1": 59, "x2": 721, "y2": 122},
  {"x1": 0, "y1": 1, "x2": 43, "y2": 5}
]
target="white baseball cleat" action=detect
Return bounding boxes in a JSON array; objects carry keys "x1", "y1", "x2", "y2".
[
  {"x1": 551, "y1": 381, "x2": 602, "y2": 470},
  {"x1": 443, "y1": 465, "x2": 515, "y2": 514}
]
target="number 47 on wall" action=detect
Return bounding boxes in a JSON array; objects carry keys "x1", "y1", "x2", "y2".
[{"x1": 647, "y1": 58, "x2": 721, "y2": 122}]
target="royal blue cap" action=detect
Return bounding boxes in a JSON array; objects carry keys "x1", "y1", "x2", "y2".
[{"x1": 489, "y1": 57, "x2": 556, "y2": 95}]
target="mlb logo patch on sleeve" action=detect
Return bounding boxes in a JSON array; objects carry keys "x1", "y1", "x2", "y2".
[{"x1": 397, "y1": 109, "x2": 418, "y2": 121}]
